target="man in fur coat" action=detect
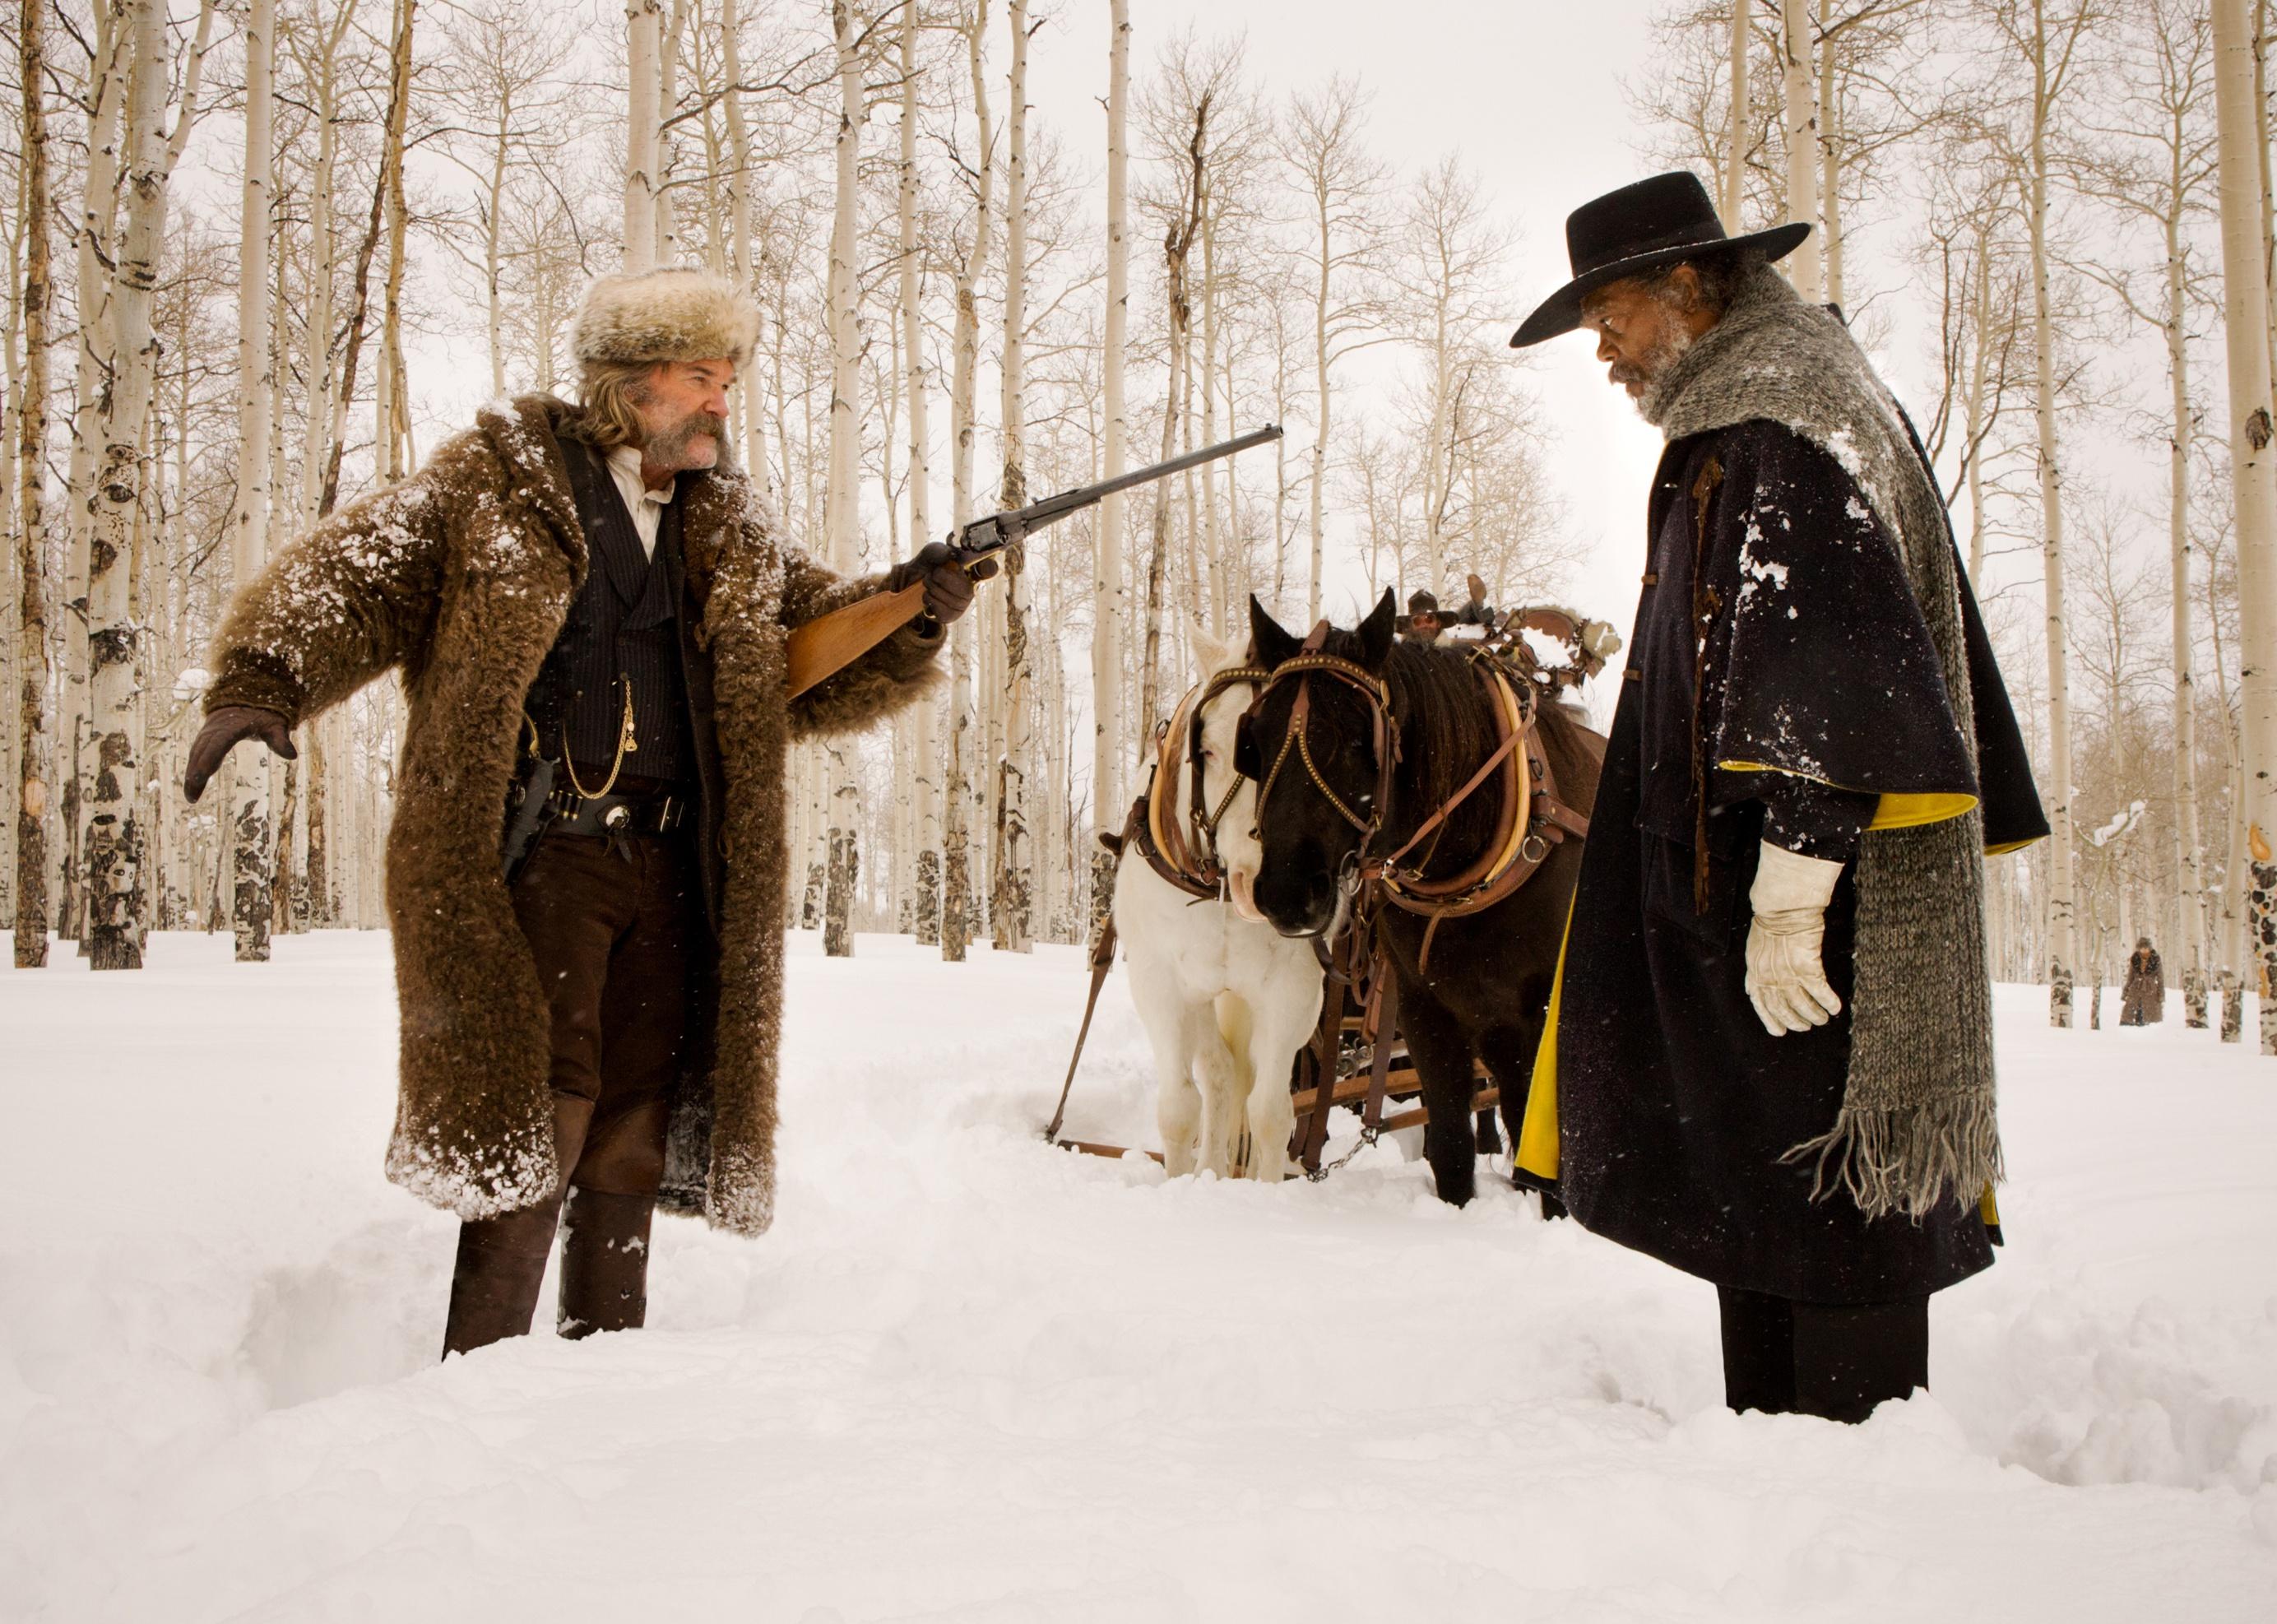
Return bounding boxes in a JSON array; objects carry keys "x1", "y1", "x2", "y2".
[
  {"x1": 1510, "y1": 174, "x2": 2047, "y2": 1422},
  {"x1": 183, "y1": 267, "x2": 979, "y2": 1355}
]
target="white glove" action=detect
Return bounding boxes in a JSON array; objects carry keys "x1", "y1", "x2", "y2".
[{"x1": 1744, "y1": 841, "x2": 1844, "y2": 1037}]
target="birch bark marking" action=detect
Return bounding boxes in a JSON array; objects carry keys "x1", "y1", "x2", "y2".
[
  {"x1": 2029, "y1": 0, "x2": 2080, "y2": 1019},
  {"x1": 943, "y1": 0, "x2": 996, "y2": 963},
  {"x1": 991, "y1": 0, "x2": 1033, "y2": 953},
  {"x1": 59, "y1": 11, "x2": 130, "y2": 942},
  {"x1": 1778, "y1": 0, "x2": 1823, "y2": 299},
  {"x1": 1722, "y1": 0, "x2": 1750, "y2": 230},
  {"x1": 822, "y1": 0, "x2": 865, "y2": 958},
  {"x1": 625, "y1": 0, "x2": 663, "y2": 271},
  {"x1": 83, "y1": 0, "x2": 179, "y2": 969},
  {"x1": 15, "y1": 0, "x2": 53, "y2": 967},
  {"x1": 226, "y1": 0, "x2": 278, "y2": 963},
  {"x1": 2213, "y1": 0, "x2": 2277, "y2": 1052},
  {"x1": 722, "y1": 0, "x2": 766, "y2": 480},
  {"x1": 2161, "y1": 36, "x2": 2207, "y2": 972},
  {"x1": 895, "y1": 0, "x2": 941, "y2": 944},
  {"x1": 1091, "y1": 0, "x2": 1131, "y2": 945}
]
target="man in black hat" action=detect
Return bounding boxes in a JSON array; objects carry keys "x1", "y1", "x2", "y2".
[
  {"x1": 1403, "y1": 590, "x2": 1445, "y2": 643},
  {"x1": 1509, "y1": 172, "x2": 2047, "y2": 1422}
]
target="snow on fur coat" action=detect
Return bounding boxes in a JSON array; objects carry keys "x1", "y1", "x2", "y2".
[{"x1": 204, "y1": 394, "x2": 942, "y2": 1235}]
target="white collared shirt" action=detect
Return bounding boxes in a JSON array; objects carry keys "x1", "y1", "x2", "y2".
[{"x1": 605, "y1": 444, "x2": 675, "y2": 559}]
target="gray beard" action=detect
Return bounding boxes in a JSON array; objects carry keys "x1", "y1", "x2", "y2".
[
  {"x1": 1632, "y1": 322, "x2": 1702, "y2": 425},
  {"x1": 645, "y1": 411, "x2": 726, "y2": 471}
]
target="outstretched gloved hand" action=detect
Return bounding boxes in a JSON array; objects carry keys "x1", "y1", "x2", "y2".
[
  {"x1": 183, "y1": 705, "x2": 296, "y2": 804},
  {"x1": 1744, "y1": 840, "x2": 1844, "y2": 1037},
  {"x1": 888, "y1": 541, "x2": 999, "y2": 626}
]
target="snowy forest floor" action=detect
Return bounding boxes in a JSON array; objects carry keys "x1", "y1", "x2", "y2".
[{"x1": 3, "y1": 931, "x2": 2275, "y2": 1622}]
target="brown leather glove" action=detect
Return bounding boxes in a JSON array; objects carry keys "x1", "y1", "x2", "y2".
[
  {"x1": 183, "y1": 705, "x2": 296, "y2": 804},
  {"x1": 888, "y1": 541, "x2": 998, "y2": 625}
]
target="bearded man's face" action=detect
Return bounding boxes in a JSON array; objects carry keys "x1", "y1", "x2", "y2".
[
  {"x1": 633, "y1": 360, "x2": 735, "y2": 472},
  {"x1": 1579, "y1": 269, "x2": 1712, "y2": 415}
]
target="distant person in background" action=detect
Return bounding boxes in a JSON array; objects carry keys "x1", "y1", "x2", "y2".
[
  {"x1": 1402, "y1": 590, "x2": 1446, "y2": 643},
  {"x1": 1509, "y1": 172, "x2": 2047, "y2": 1423},
  {"x1": 2121, "y1": 938, "x2": 2165, "y2": 1026},
  {"x1": 183, "y1": 267, "x2": 978, "y2": 1357}
]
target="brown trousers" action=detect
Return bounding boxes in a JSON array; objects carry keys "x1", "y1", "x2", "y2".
[{"x1": 443, "y1": 824, "x2": 699, "y2": 1355}]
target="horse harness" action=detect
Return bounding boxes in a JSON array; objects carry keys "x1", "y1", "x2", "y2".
[
  {"x1": 1044, "y1": 663, "x2": 1267, "y2": 1145},
  {"x1": 1046, "y1": 627, "x2": 1594, "y2": 1148},
  {"x1": 1124, "y1": 662, "x2": 1272, "y2": 902},
  {"x1": 1241, "y1": 621, "x2": 1592, "y2": 971}
]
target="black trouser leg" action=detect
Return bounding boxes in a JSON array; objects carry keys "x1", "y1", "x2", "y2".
[
  {"x1": 1717, "y1": 1285, "x2": 1797, "y2": 1415},
  {"x1": 443, "y1": 1199, "x2": 564, "y2": 1357},
  {"x1": 1792, "y1": 1296, "x2": 1928, "y2": 1424},
  {"x1": 558, "y1": 1188, "x2": 657, "y2": 1338}
]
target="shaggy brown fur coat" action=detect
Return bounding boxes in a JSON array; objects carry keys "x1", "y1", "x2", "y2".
[{"x1": 206, "y1": 395, "x2": 939, "y2": 1235}]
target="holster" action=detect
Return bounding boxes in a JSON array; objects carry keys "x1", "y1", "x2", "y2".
[{"x1": 500, "y1": 754, "x2": 561, "y2": 885}]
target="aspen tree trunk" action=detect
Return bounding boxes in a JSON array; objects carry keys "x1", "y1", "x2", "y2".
[
  {"x1": 1778, "y1": 0, "x2": 1823, "y2": 299},
  {"x1": 82, "y1": 0, "x2": 178, "y2": 970},
  {"x1": 992, "y1": 0, "x2": 1033, "y2": 954},
  {"x1": 2213, "y1": 0, "x2": 2277, "y2": 1051},
  {"x1": 228, "y1": 0, "x2": 278, "y2": 963},
  {"x1": 1307, "y1": 196, "x2": 1329, "y2": 623},
  {"x1": 2167, "y1": 164, "x2": 2205, "y2": 972},
  {"x1": 895, "y1": 0, "x2": 941, "y2": 945},
  {"x1": 656, "y1": 0, "x2": 690, "y2": 264},
  {"x1": 14, "y1": 0, "x2": 53, "y2": 967},
  {"x1": 625, "y1": 0, "x2": 662, "y2": 271},
  {"x1": 1964, "y1": 220, "x2": 1992, "y2": 587},
  {"x1": 59, "y1": 15, "x2": 132, "y2": 944},
  {"x1": 1199, "y1": 208, "x2": 1225, "y2": 639},
  {"x1": 295, "y1": 0, "x2": 354, "y2": 533},
  {"x1": 2028, "y1": 1, "x2": 2079, "y2": 1020},
  {"x1": 377, "y1": 0, "x2": 415, "y2": 483},
  {"x1": 1090, "y1": 0, "x2": 1131, "y2": 948},
  {"x1": 722, "y1": 0, "x2": 765, "y2": 478},
  {"x1": 1817, "y1": 30, "x2": 1843, "y2": 310},
  {"x1": 1722, "y1": 0, "x2": 1750, "y2": 231},
  {"x1": 822, "y1": 0, "x2": 865, "y2": 958},
  {"x1": 943, "y1": 0, "x2": 996, "y2": 963}
]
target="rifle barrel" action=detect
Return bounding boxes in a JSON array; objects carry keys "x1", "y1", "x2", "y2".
[{"x1": 965, "y1": 425, "x2": 1282, "y2": 547}]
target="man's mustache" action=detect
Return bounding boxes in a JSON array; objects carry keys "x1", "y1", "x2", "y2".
[
  {"x1": 653, "y1": 411, "x2": 727, "y2": 452},
  {"x1": 1608, "y1": 360, "x2": 1649, "y2": 387}
]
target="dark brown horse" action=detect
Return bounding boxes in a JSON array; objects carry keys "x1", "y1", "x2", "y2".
[{"x1": 1240, "y1": 591, "x2": 1602, "y2": 1206}]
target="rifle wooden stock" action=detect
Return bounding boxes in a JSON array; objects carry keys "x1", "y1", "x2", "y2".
[{"x1": 783, "y1": 579, "x2": 930, "y2": 701}]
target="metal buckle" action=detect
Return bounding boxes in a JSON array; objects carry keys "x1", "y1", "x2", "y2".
[{"x1": 602, "y1": 804, "x2": 632, "y2": 832}]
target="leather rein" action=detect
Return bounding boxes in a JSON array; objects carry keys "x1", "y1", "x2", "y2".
[{"x1": 1245, "y1": 621, "x2": 1590, "y2": 967}]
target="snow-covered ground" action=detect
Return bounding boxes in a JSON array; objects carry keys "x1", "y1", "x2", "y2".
[{"x1": 3, "y1": 930, "x2": 2273, "y2": 1622}]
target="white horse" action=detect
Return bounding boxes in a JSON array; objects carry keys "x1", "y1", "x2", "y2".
[{"x1": 1113, "y1": 627, "x2": 1324, "y2": 1181}]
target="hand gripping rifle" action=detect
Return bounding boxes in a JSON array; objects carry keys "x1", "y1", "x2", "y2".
[{"x1": 784, "y1": 425, "x2": 1284, "y2": 701}]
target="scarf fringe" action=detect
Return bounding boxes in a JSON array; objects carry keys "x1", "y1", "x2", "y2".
[{"x1": 1780, "y1": 1097, "x2": 2006, "y2": 1223}]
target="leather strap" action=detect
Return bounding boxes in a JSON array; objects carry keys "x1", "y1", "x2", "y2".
[{"x1": 545, "y1": 786, "x2": 689, "y2": 838}]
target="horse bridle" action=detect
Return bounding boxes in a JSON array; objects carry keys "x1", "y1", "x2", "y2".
[
  {"x1": 1244, "y1": 638, "x2": 1398, "y2": 886},
  {"x1": 1238, "y1": 620, "x2": 1588, "y2": 955},
  {"x1": 1187, "y1": 664, "x2": 1270, "y2": 869}
]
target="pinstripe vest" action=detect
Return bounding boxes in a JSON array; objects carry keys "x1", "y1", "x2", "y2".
[{"x1": 524, "y1": 436, "x2": 696, "y2": 787}]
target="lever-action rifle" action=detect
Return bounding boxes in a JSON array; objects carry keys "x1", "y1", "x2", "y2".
[{"x1": 784, "y1": 424, "x2": 1284, "y2": 700}]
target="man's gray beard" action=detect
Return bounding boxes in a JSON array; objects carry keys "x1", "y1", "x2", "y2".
[
  {"x1": 647, "y1": 411, "x2": 726, "y2": 471},
  {"x1": 1630, "y1": 321, "x2": 1700, "y2": 425}
]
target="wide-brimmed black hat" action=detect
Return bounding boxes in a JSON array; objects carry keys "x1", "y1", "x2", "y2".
[{"x1": 1509, "y1": 171, "x2": 1809, "y2": 349}]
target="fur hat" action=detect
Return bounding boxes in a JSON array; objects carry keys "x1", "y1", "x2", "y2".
[{"x1": 573, "y1": 266, "x2": 760, "y2": 373}]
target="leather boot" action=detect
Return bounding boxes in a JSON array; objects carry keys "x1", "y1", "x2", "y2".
[
  {"x1": 442, "y1": 1199, "x2": 563, "y2": 1358},
  {"x1": 557, "y1": 1187, "x2": 655, "y2": 1339}
]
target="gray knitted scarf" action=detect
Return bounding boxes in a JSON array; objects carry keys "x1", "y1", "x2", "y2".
[{"x1": 1644, "y1": 262, "x2": 2003, "y2": 1222}]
